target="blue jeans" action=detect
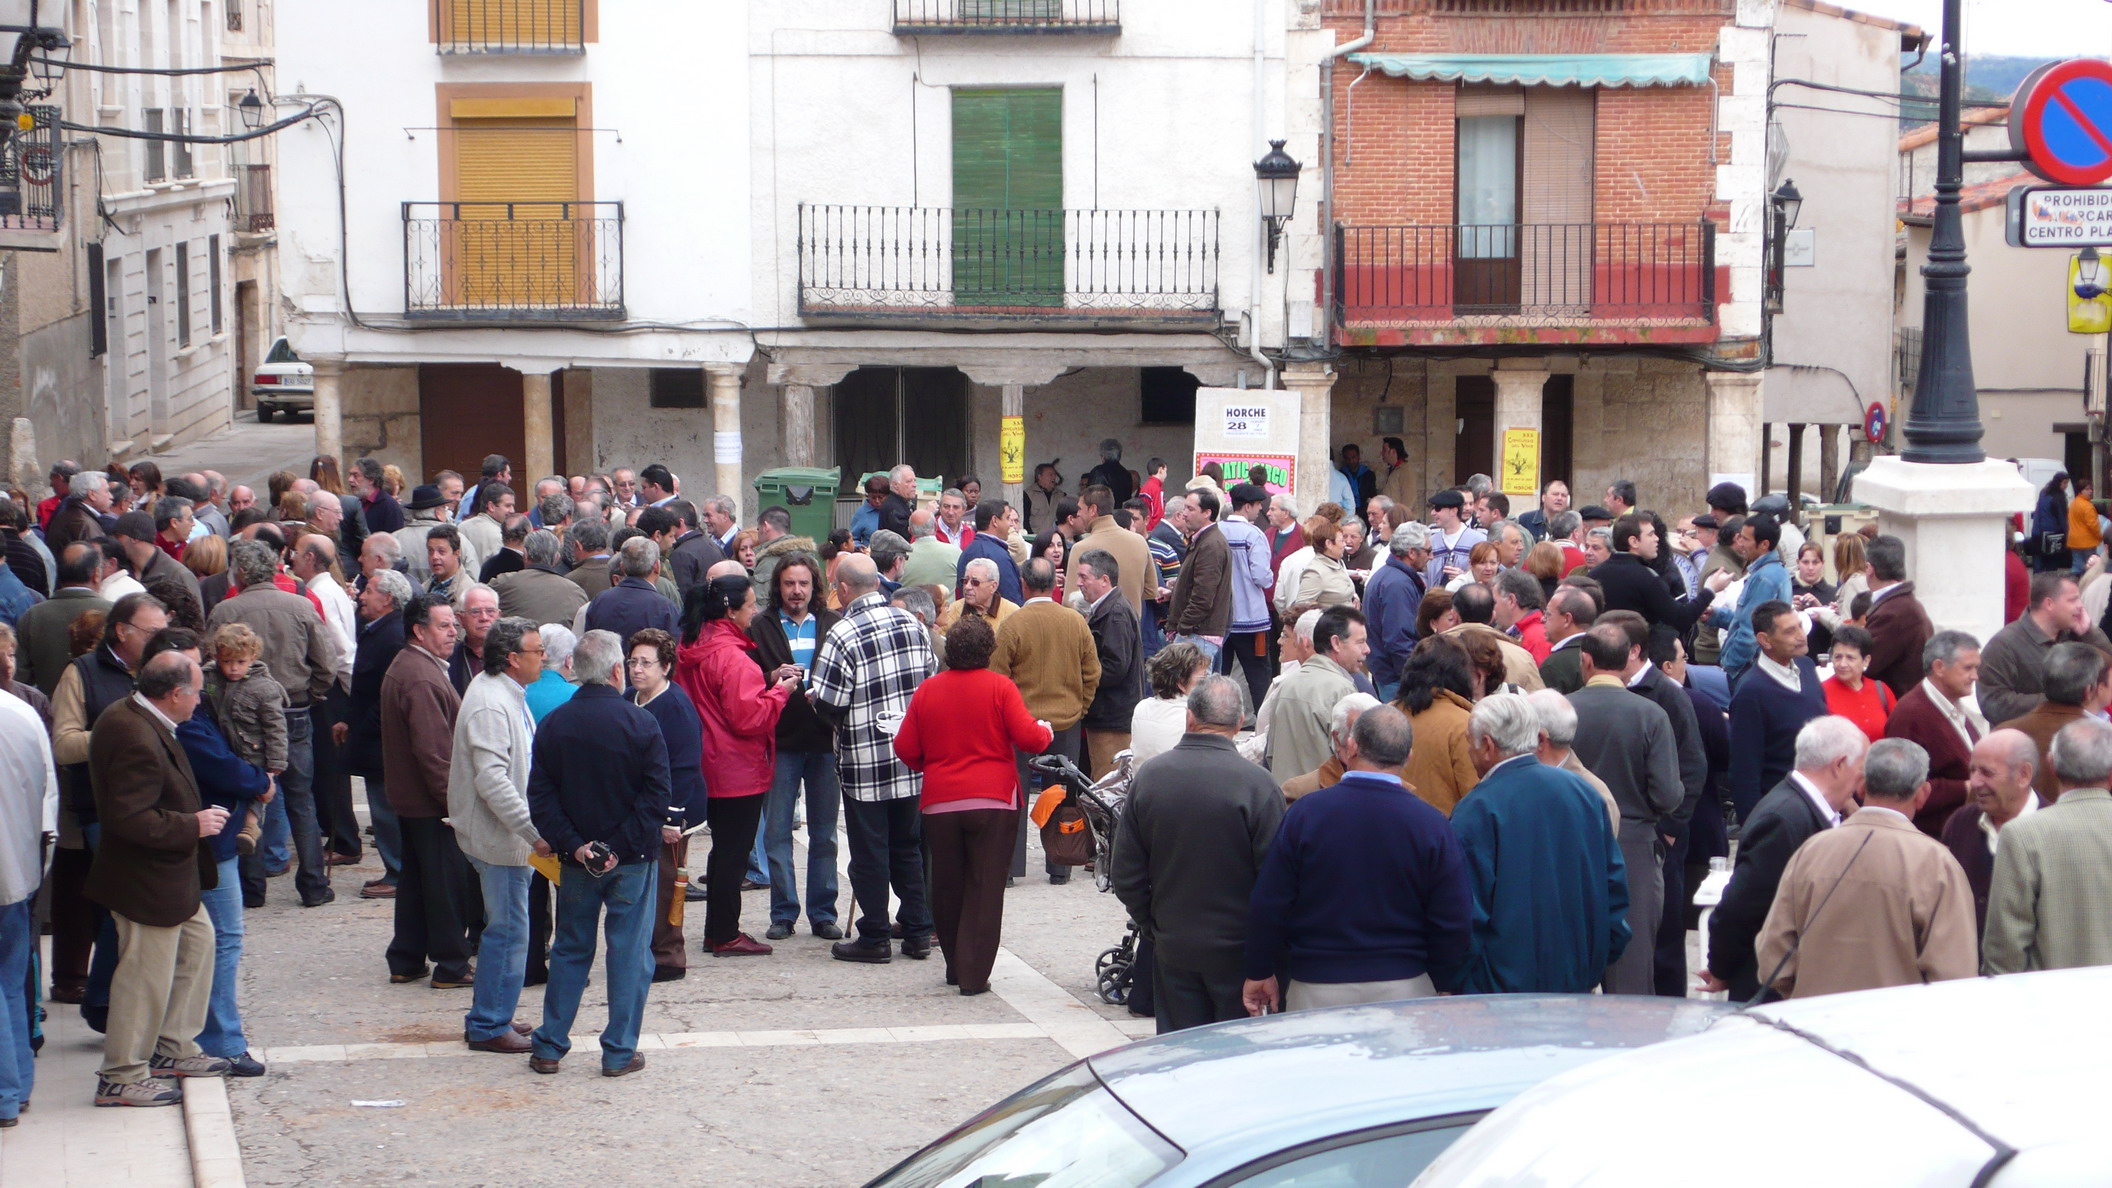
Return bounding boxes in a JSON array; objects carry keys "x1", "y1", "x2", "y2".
[
  {"x1": 195, "y1": 856, "x2": 247, "y2": 1057},
  {"x1": 243, "y1": 710, "x2": 327, "y2": 904},
  {"x1": 2074, "y1": 548, "x2": 2097, "y2": 574},
  {"x1": 534, "y1": 860, "x2": 655, "y2": 1070},
  {"x1": 465, "y1": 860, "x2": 531, "y2": 1042},
  {"x1": 0, "y1": 899, "x2": 32, "y2": 1120},
  {"x1": 746, "y1": 831, "x2": 769, "y2": 886},
  {"x1": 766, "y1": 751, "x2": 841, "y2": 927},
  {"x1": 1170, "y1": 634, "x2": 1222, "y2": 665},
  {"x1": 365, "y1": 773, "x2": 403, "y2": 885}
]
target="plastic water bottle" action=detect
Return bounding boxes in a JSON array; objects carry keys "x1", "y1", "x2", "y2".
[{"x1": 1692, "y1": 857, "x2": 1733, "y2": 1001}]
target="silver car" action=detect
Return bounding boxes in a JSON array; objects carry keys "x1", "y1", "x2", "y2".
[
  {"x1": 251, "y1": 336, "x2": 313, "y2": 422},
  {"x1": 862, "y1": 995, "x2": 1732, "y2": 1188}
]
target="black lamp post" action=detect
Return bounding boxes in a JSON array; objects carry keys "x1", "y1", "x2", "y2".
[
  {"x1": 1255, "y1": 139, "x2": 1301, "y2": 275},
  {"x1": 237, "y1": 88, "x2": 265, "y2": 131},
  {"x1": 1767, "y1": 177, "x2": 1802, "y2": 314},
  {"x1": 1902, "y1": 0, "x2": 1985, "y2": 464}
]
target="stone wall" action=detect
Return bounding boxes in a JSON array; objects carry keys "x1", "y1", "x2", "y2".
[{"x1": 339, "y1": 365, "x2": 422, "y2": 475}]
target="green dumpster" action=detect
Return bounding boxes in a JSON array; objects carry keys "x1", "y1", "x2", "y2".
[{"x1": 754, "y1": 467, "x2": 841, "y2": 544}]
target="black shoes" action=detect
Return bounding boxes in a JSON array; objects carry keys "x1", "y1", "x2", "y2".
[
  {"x1": 764, "y1": 921, "x2": 795, "y2": 941},
  {"x1": 651, "y1": 965, "x2": 686, "y2": 983},
  {"x1": 811, "y1": 922, "x2": 843, "y2": 940},
  {"x1": 301, "y1": 888, "x2": 337, "y2": 908},
  {"x1": 901, "y1": 935, "x2": 932, "y2": 960},
  {"x1": 831, "y1": 938, "x2": 892, "y2": 964}
]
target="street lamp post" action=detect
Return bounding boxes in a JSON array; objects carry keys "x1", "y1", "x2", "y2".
[
  {"x1": 1254, "y1": 139, "x2": 1301, "y2": 275},
  {"x1": 1901, "y1": 0, "x2": 1985, "y2": 464},
  {"x1": 0, "y1": 0, "x2": 69, "y2": 146}
]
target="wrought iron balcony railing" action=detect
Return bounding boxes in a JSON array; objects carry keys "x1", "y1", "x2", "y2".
[
  {"x1": 403, "y1": 201, "x2": 623, "y2": 320},
  {"x1": 434, "y1": 0, "x2": 585, "y2": 54},
  {"x1": 892, "y1": 0, "x2": 1119, "y2": 34},
  {"x1": 1332, "y1": 221, "x2": 1715, "y2": 344},
  {"x1": 798, "y1": 204, "x2": 1217, "y2": 327},
  {"x1": 0, "y1": 106, "x2": 62, "y2": 242},
  {"x1": 234, "y1": 163, "x2": 273, "y2": 233}
]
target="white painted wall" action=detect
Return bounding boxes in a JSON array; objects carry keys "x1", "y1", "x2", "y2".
[
  {"x1": 272, "y1": 0, "x2": 755, "y2": 368},
  {"x1": 1766, "y1": 5, "x2": 1901, "y2": 430}
]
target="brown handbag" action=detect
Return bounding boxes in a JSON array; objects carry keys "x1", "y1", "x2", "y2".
[{"x1": 1039, "y1": 795, "x2": 1094, "y2": 867}]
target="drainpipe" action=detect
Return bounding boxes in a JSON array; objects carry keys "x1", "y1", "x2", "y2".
[
  {"x1": 1317, "y1": 0, "x2": 1376, "y2": 365},
  {"x1": 1250, "y1": 0, "x2": 1278, "y2": 388}
]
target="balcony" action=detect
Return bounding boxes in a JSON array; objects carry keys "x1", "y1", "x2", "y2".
[
  {"x1": 1332, "y1": 221, "x2": 1718, "y2": 347},
  {"x1": 0, "y1": 107, "x2": 62, "y2": 251},
  {"x1": 892, "y1": 0, "x2": 1119, "y2": 35},
  {"x1": 798, "y1": 204, "x2": 1217, "y2": 330},
  {"x1": 434, "y1": 0, "x2": 585, "y2": 54},
  {"x1": 403, "y1": 201, "x2": 623, "y2": 321},
  {"x1": 233, "y1": 163, "x2": 273, "y2": 234}
]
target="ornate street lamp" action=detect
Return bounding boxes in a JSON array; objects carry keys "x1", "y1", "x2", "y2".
[
  {"x1": 2078, "y1": 245, "x2": 2107, "y2": 301},
  {"x1": 1767, "y1": 178, "x2": 1803, "y2": 314},
  {"x1": 1254, "y1": 138, "x2": 1301, "y2": 274},
  {"x1": 237, "y1": 87, "x2": 265, "y2": 131},
  {"x1": 0, "y1": 0, "x2": 70, "y2": 142}
]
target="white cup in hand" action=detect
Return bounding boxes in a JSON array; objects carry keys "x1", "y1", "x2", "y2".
[{"x1": 196, "y1": 806, "x2": 231, "y2": 838}]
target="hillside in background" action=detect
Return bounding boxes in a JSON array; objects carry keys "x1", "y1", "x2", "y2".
[{"x1": 1900, "y1": 53, "x2": 2059, "y2": 126}]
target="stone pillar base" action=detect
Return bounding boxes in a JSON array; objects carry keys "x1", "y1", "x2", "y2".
[
  {"x1": 1852, "y1": 455, "x2": 2033, "y2": 647},
  {"x1": 1281, "y1": 364, "x2": 1335, "y2": 518}
]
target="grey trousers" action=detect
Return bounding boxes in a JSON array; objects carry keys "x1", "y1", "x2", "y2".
[
  {"x1": 102, "y1": 906, "x2": 215, "y2": 1084},
  {"x1": 1604, "y1": 820, "x2": 1664, "y2": 996},
  {"x1": 1286, "y1": 973, "x2": 1435, "y2": 1012}
]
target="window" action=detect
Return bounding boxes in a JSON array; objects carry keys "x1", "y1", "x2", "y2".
[
  {"x1": 87, "y1": 241, "x2": 106, "y2": 356},
  {"x1": 171, "y1": 109, "x2": 194, "y2": 179},
  {"x1": 208, "y1": 234, "x2": 223, "y2": 335},
  {"x1": 174, "y1": 241, "x2": 191, "y2": 346},
  {"x1": 143, "y1": 108, "x2": 165, "y2": 182},
  {"x1": 833, "y1": 367, "x2": 968, "y2": 485},
  {"x1": 648, "y1": 368, "x2": 704, "y2": 408},
  {"x1": 1140, "y1": 366, "x2": 1199, "y2": 425}
]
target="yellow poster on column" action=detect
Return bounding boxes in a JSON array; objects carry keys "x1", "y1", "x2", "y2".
[
  {"x1": 1500, "y1": 429, "x2": 1540, "y2": 497},
  {"x1": 1000, "y1": 416, "x2": 1026, "y2": 485}
]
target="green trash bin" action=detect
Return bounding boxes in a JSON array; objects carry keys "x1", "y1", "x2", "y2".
[{"x1": 754, "y1": 467, "x2": 841, "y2": 544}]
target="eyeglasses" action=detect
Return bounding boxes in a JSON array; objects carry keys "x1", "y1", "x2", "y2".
[{"x1": 624, "y1": 657, "x2": 661, "y2": 669}]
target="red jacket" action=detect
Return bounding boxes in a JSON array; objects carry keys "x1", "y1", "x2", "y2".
[
  {"x1": 894, "y1": 668, "x2": 1051, "y2": 810},
  {"x1": 1138, "y1": 476, "x2": 1165, "y2": 531},
  {"x1": 1514, "y1": 609, "x2": 1550, "y2": 663},
  {"x1": 674, "y1": 619, "x2": 789, "y2": 798}
]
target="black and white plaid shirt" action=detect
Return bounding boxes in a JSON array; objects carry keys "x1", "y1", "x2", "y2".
[{"x1": 810, "y1": 591, "x2": 937, "y2": 803}]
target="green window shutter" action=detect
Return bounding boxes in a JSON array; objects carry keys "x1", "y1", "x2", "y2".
[
  {"x1": 959, "y1": 0, "x2": 1062, "y2": 21},
  {"x1": 952, "y1": 87, "x2": 1062, "y2": 308}
]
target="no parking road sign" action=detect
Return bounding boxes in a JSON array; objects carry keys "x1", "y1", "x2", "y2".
[{"x1": 2013, "y1": 60, "x2": 2112, "y2": 186}]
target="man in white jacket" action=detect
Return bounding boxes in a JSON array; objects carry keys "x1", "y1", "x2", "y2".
[{"x1": 447, "y1": 616, "x2": 548, "y2": 1054}]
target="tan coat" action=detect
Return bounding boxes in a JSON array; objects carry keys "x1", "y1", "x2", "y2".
[
  {"x1": 1755, "y1": 807, "x2": 1978, "y2": 999},
  {"x1": 1404, "y1": 689, "x2": 1479, "y2": 816},
  {"x1": 1983, "y1": 787, "x2": 2112, "y2": 974},
  {"x1": 1282, "y1": 755, "x2": 1346, "y2": 803},
  {"x1": 1442, "y1": 623, "x2": 1546, "y2": 693}
]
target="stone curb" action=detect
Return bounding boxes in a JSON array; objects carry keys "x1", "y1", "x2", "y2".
[{"x1": 181, "y1": 1077, "x2": 248, "y2": 1188}]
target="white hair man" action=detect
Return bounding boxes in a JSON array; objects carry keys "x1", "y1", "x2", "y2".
[
  {"x1": 1525, "y1": 688, "x2": 1618, "y2": 832},
  {"x1": 1450, "y1": 692, "x2": 1631, "y2": 994},
  {"x1": 1698, "y1": 715, "x2": 1868, "y2": 1001},
  {"x1": 1281, "y1": 692, "x2": 1382, "y2": 801}
]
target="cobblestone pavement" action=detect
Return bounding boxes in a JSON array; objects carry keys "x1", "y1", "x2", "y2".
[{"x1": 224, "y1": 813, "x2": 1144, "y2": 1188}]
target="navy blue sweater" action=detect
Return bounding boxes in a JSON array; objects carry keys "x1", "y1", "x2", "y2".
[
  {"x1": 1727, "y1": 658, "x2": 1827, "y2": 821},
  {"x1": 1244, "y1": 772, "x2": 1475, "y2": 988},
  {"x1": 528, "y1": 683, "x2": 673, "y2": 866}
]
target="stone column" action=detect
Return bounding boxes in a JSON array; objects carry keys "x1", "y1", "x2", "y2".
[
  {"x1": 1491, "y1": 364, "x2": 1550, "y2": 497},
  {"x1": 562, "y1": 368, "x2": 595, "y2": 476},
  {"x1": 1818, "y1": 423, "x2": 1840, "y2": 504},
  {"x1": 1281, "y1": 363, "x2": 1336, "y2": 519},
  {"x1": 707, "y1": 365, "x2": 744, "y2": 522},
  {"x1": 1705, "y1": 372, "x2": 1764, "y2": 493},
  {"x1": 781, "y1": 383, "x2": 816, "y2": 468},
  {"x1": 311, "y1": 358, "x2": 345, "y2": 468},
  {"x1": 1855, "y1": 457, "x2": 2033, "y2": 647},
  {"x1": 521, "y1": 370, "x2": 555, "y2": 483},
  {"x1": 1001, "y1": 382, "x2": 1025, "y2": 509}
]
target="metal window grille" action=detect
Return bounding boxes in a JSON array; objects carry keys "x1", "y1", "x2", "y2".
[
  {"x1": 891, "y1": 0, "x2": 1119, "y2": 33},
  {"x1": 403, "y1": 200, "x2": 625, "y2": 319},
  {"x1": 1331, "y1": 221, "x2": 1715, "y2": 328}
]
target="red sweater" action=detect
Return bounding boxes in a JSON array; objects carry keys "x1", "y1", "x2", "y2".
[
  {"x1": 894, "y1": 667, "x2": 1052, "y2": 810},
  {"x1": 674, "y1": 619, "x2": 789, "y2": 798},
  {"x1": 1822, "y1": 675, "x2": 1894, "y2": 743}
]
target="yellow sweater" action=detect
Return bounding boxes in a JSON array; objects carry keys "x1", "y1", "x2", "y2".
[{"x1": 992, "y1": 600, "x2": 1101, "y2": 729}]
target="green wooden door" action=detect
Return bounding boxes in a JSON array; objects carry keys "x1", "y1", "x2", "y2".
[{"x1": 952, "y1": 87, "x2": 1063, "y2": 308}]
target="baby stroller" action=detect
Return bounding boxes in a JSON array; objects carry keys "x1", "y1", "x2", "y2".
[{"x1": 1028, "y1": 750, "x2": 1142, "y2": 1007}]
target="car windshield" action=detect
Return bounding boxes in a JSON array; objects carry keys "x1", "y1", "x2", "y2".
[
  {"x1": 264, "y1": 339, "x2": 301, "y2": 364},
  {"x1": 870, "y1": 1065, "x2": 1181, "y2": 1188}
]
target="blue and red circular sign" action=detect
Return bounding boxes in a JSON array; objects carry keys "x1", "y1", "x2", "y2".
[
  {"x1": 1864, "y1": 401, "x2": 1887, "y2": 445},
  {"x1": 2014, "y1": 60, "x2": 2112, "y2": 186}
]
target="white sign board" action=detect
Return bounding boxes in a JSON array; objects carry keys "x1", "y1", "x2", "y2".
[
  {"x1": 1784, "y1": 228, "x2": 1816, "y2": 268},
  {"x1": 1222, "y1": 404, "x2": 1271, "y2": 439},
  {"x1": 2006, "y1": 185, "x2": 2112, "y2": 247}
]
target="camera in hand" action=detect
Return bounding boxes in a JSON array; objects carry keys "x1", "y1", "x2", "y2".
[{"x1": 583, "y1": 840, "x2": 617, "y2": 877}]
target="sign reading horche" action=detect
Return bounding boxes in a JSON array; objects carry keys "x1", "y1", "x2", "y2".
[
  {"x1": 2005, "y1": 185, "x2": 2112, "y2": 247},
  {"x1": 1193, "y1": 388, "x2": 1302, "y2": 495}
]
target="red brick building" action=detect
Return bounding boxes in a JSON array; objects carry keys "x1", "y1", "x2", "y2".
[{"x1": 1315, "y1": 0, "x2": 1769, "y2": 513}]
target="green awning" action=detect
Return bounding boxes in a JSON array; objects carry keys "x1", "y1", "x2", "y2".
[{"x1": 1345, "y1": 52, "x2": 1713, "y2": 88}]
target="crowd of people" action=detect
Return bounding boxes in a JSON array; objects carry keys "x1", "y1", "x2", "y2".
[{"x1": 1, "y1": 442, "x2": 2109, "y2": 1120}]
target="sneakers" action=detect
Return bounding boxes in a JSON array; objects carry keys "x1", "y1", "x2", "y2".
[
  {"x1": 149, "y1": 1053, "x2": 232, "y2": 1079},
  {"x1": 709, "y1": 933, "x2": 773, "y2": 957},
  {"x1": 225, "y1": 1052, "x2": 268, "y2": 1077},
  {"x1": 96, "y1": 1077, "x2": 183, "y2": 1107}
]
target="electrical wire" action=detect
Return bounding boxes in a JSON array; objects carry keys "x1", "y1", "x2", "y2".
[{"x1": 55, "y1": 101, "x2": 326, "y2": 144}]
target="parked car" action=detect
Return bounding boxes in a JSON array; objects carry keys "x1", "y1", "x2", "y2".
[
  {"x1": 252, "y1": 336, "x2": 314, "y2": 422},
  {"x1": 860, "y1": 995, "x2": 1733, "y2": 1188},
  {"x1": 1413, "y1": 968, "x2": 2112, "y2": 1187}
]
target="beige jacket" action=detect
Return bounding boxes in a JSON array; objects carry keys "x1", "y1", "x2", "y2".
[
  {"x1": 1983, "y1": 787, "x2": 2112, "y2": 974},
  {"x1": 1756, "y1": 806, "x2": 1978, "y2": 998}
]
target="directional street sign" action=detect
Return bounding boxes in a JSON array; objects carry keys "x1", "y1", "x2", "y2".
[
  {"x1": 2012, "y1": 59, "x2": 2112, "y2": 186},
  {"x1": 2005, "y1": 185, "x2": 2112, "y2": 247}
]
